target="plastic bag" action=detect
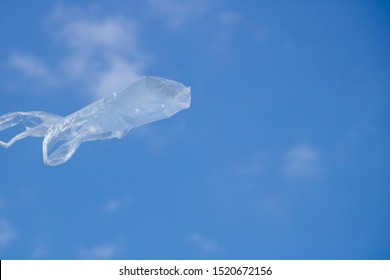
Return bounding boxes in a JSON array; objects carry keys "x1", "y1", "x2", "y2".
[{"x1": 0, "y1": 76, "x2": 191, "y2": 166}]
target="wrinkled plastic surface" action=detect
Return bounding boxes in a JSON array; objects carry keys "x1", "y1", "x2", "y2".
[{"x1": 0, "y1": 76, "x2": 191, "y2": 166}]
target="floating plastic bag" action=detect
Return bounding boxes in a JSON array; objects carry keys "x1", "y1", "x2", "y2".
[{"x1": 0, "y1": 76, "x2": 191, "y2": 166}]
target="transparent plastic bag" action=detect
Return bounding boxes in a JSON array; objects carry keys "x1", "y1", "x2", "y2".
[{"x1": 0, "y1": 76, "x2": 191, "y2": 166}]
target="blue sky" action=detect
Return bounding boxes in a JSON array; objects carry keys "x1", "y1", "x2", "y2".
[{"x1": 0, "y1": 0, "x2": 389, "y2": 259}]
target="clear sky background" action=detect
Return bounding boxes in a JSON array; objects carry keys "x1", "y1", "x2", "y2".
[{"x1": 0, "y1": 0, "x2": 389, "y2": 259}]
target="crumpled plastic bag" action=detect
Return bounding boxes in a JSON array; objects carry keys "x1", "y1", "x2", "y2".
[{"x1": 0, "y1": 76, "x2": 191, "y2": 166}]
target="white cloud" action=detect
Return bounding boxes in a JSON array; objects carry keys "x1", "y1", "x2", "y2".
[
  {"x1": 30, "y1": 233, "x2": 52, "y2": 258},
  {"x1": 103, "y1": 200, "x2": 121, "y2": 213},
  {"x1": 52, "y1": 5, "x2": 148, "y2": 97},
  {"x1": 79, "y1": 243, "x2": 117, "y2": 259},
  {"x1": 77, "y1": 235, "x2": 127, "y2": 259},
  {"x1": 282, "y1": 145, "x2": 320, "y2": 178},
  {"x1": 148, "y1": 0, "x2": 208, "y2": 30},
  {"x1": 189, "y1": 233, "x2": 224, "y2": 254},
  {"x1": 147, "y1": 1, "x2": 241, "y2": 55},
  {"x1": 238, "y1": 162, "x2": 263, "y2": 176},
  {"x1": 9, "y1": 53, "x2": 51, "y2": 79},
  {"x1": 217, "y1": 11, "x2": 241, "y2": 26},
  {"x1": 59, "y1": 18, "x2": 137, "y2": 52},
  {"x1": 103, "y1": 195, "x2": 134, "y2": 213},
  {"x1": 90, "y1": 57, "x2": 143, "y2": 97},
  {"x1": 9, "y1": 4, "x2": 148, "y2": 97},
  {"x1": 31, "y1": 244, "x2": 50, "y2": 258},
  {"x1": 0, "y1": 218, "x2": 18, "y2": 249}
]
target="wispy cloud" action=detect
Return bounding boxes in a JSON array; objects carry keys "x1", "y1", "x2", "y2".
[
  {"x1": 50, "y1": 5, "x2": 147, "y2": 96},
  {"x1": 77, "y1": 233, "x2": 129, "y2": 259},
  {"x1": 8, "y1": 53, "x2": 58, "y2": 88},
  {"x1": 30, "y1": 233, "x2": 51, "y2": 258},
  {"x1": 147, "y1": 0, "x2": 241, "y2": 52},
  {"x1": 238, "y1": 162, "x2": 263, "y2": 176},
  {"x1": 147, "y1": 0, "x2": 208, "y2": 30},
  {"x1": 31, "y1": 243, "x2": 51, "y2": 258},
  {"x1": 7, "y1": 2, "x2": 241, "y2": 96},
  {"x1": 147, "y1": 0, "x2": 242, "y2": 56},
  {"x1": 0, "y1": 218, "x2": 18, "y2": 249},
  {"x1": 9, "y1": 53, "x2": 50, "y2": 78},
  {"x1": 8, "y1": 4, "x2": 148, "y2": 97},
  {"x1": 103, "y1": 195, "x2": 134, "y2": 213},
  {"x1": 79, "y1": 243, "x2": 118, "y2": 259},
  {"x1": 188, "y1": 233, "x2": 224, "y2": 254},
  {"x1": 78, "y1": 236, "x2": 128, "y2": 259},
  {"x1": 217, "y1": 11, "x2": 241, "y2": 26},
  {"x1": 282, "y1": 144, "x2": 320, "y2": 178}
]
